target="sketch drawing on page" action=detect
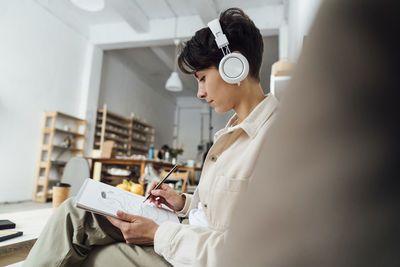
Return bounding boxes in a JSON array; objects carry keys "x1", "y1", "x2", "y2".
[
  {"x1": 75, "y1": 178, "x2": 179, "y2": 225},
  {"x1": 98, "y1": 188, "x2": 173, "y2": 224}
]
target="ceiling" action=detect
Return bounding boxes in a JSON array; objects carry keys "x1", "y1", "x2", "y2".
[{"x1": 35, "y1": 0, "x2": 286, "y2": 98}]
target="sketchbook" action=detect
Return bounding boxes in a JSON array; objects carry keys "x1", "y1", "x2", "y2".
[{"x1": 74, "y1": 178, "x2": 179, "y2": 225}]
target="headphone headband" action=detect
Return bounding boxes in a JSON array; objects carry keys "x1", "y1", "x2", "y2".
[
  {"x1": 207, "y1": 18, "x2": 249, "y2": 84},
  {"x1": 207, "y1": 19, "x2": 229, "y2": 49}
]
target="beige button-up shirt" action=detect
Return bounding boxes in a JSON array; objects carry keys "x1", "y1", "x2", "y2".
[{"x1": 154, "y1": 94, "x2": 279, "y2": 266}]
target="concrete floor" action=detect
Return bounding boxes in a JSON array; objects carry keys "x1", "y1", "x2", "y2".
[{"x1": 0, "y1": 201, "x2": 52, "y2": 214}]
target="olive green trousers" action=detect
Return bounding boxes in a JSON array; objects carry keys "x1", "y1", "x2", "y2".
[{"x1": 23, "y1": 198, "x2": 171, "y2": 267}]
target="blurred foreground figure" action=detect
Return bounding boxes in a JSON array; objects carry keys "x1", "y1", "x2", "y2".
[{"x1": 219, "y1": 0, "x2": 400, "y2": 266}]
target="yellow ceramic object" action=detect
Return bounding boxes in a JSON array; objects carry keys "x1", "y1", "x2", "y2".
[
  {"x1": 116, "y1": 183, "x2": 130, "y2": 191},
  {"x1": 130, "y1": 183, "x2": 144, "y2": 196}
]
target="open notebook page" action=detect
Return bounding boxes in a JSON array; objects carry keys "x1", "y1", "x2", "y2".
[{"x1": 75, "y1": 178, "x2": 179, "y2": 225}]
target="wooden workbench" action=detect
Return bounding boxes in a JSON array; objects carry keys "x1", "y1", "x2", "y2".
[{"x1": 87, "y1": 158, "x2": 202, "y2": 185}]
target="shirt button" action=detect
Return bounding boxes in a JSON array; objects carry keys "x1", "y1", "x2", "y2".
[{"x1": 210, "y1": 155, "x2": 217, "y2": 162}]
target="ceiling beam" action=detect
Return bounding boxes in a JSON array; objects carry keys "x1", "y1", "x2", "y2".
[
  {"x1": 90, "y1": 15, "x2": 202, "y2": 49},
  {"x1": 151, "y1": 47, "x2": 175, "y2": 71},
  {"x1": 246, "y1": 5, "x2": 285, "y2": 34},
  {"x1": 34, "y1": 0, "x2": 89, "y2": 37},
  {"x1": 91, "y1": 5, "x2": 283, "y2": 50},
  {"x1": 107, "y1": 0, "x2": 149, "y2": 32},
  {"x1": 188, "y1": 0, "x2": 218, "y2": 25}
]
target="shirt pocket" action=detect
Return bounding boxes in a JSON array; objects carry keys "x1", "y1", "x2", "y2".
[
  {"x1": 209, "y1": 175, "x2": 250, "y2": 229},
  {"x1": 227, "y1": 178, "x2": 249, "y2": 192}
]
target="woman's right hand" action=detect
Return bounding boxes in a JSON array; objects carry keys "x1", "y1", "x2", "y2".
[{"x1": 147, "y1": 181, "x2": 185, "y2": 211}]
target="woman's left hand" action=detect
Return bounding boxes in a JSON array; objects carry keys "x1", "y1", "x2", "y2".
[{"x1": 106, "y1": 210, "x2": 159, "y2": 245}]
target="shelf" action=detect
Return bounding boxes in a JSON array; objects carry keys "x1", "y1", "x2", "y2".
[
  {"x1": 55, "y1": 111, "x2": 85, "y2": 122},
  {"x1": 37, "y1": 177, "x2": 59, "y2": 186},
  {"x1": 51, "y1": 160, "x2": 67, "y2": 166},
  {"x1": 39, "y1": 162, "x2": 49, "y2": 168},
  {"x1": 98, "y1": 109, "x2": 131, "y2": 122},
  {"x1": 98, "y1": 109, "x2": 151, "y2": 128},
  {"x1": 37, "y1": 176, "x2": 47, "y2": 186},
  {"x1": 35, "y1": 191, "x2": 53, "y2": 199},
  {"x1": 132, "y1": 136, "x2": 147, "y2": 143},
  {"x1": 44, "y1": 128, "x2": 85, "y2": 137},
  {"x1": 44, "y1": 111, "x2": 84, "y2": 122},
  {"x1": 55, "y1": 128, "x2": 85, "y2": 137},
  {"x1": 44, "y1": 145, "x2": 83, "y2": 152},
  {"x1": 96, "y1": 125, "x2": 130, "y2": 137},
  {"x1": 53, "y1": 145, "x2": 84, "y2": 151},
  {"x1": 95, "y1": 133, "x2": 129, "y2": 144},
  {"x1": 130, "y1": 145, "x2": 148, "y2": 153},
  {"x1": 94, "y1": 142, "x2": 128, "y2": 151},
  {"x1": 39, "y1": 160, "x2": 67, "y2": 167},
  {"x1": 131, "y1": 125, "x2": 151, "y2": 135},
  {"x1": 34, "y1": 111, "x2": 87, "y2": 203},
  {"x1": 132, "y1": 118, "x2": 152, "y2": 128},
  {"x1": 98, "y1": 118, "x2": 131, "y2": 129},
  {"x1": 94, "y1": 104, "x2": 154, "y2": 158}
]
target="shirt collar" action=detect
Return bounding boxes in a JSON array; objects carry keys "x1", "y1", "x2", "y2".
[{"x1": 214, "y1": 93, "x2": 279, "y2": 140}]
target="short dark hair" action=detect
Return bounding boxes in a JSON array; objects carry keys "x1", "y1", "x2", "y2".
[{"x1": 177, "y1": 8, "x2": 264, "y2": 81}]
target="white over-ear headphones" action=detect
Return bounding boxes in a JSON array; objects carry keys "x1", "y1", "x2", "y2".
[{"x1": 207, "y1": 19, "x2": 249, "y2": 85}]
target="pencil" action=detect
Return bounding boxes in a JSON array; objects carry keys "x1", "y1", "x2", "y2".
[{"x1": 143, "y1": 164, "x2": 179, "y2": 203}]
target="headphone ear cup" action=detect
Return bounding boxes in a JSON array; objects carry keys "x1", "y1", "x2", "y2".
[{"x1": 219, "y1": 53, "x2": 249, "y2": 84}]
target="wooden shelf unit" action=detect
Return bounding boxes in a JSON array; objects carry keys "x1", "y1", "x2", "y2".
[
  {"x1": 94, "y1": 104, "x2": 155, "y2": 156},
  {"x1": 33, "y1": 111, "x2": 87, "y2": 202}
]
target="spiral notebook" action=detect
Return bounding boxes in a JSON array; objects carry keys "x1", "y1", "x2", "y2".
[{"x1": 74, "y1": 179, "x2": 179, "y2": 225}]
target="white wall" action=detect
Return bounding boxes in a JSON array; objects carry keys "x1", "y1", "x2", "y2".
[
  {"x1": 0, "y1": 0, "x2": 91, "y2": 202},
  {"x1": 287, "y1": 0, "x2": 324, "y2": 59},
  {"x1": 98, "y1": 52, "x2": 176, "y2": 149},
  {"x1": 261, "y1": 36, "x2": 280, "y2": 91},
  {"x1": 79, "y1": 45, "x2": 104, "y2": 155}
]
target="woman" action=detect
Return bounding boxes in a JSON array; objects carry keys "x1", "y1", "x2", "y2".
[{"x1": 24, "y1": 8, "x2": 278, "y2": 267}]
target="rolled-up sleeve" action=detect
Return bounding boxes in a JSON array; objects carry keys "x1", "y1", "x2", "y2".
[
  {"x1": 175, "y1": 193, "x2": 192, "y2": 217},
  {"x1": 154, "y1": 222, "x2": 225, "y2": 267}
]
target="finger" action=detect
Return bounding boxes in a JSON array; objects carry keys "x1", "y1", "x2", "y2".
[
  {"x1": 149, "y1": 183, "x2": 171, "y2": 195},
  {"x1": 116, "y1": 210, "x2": 136, "y2": 222},
  {"x1": 148, "y1": 197, "x2": 154, "y2": 204},
  {"x1": 157, "y1": 198, "x2": 167, "y2": 206},
  {"x1": 149, "y1": 194, "x2": 158, "y2": 203},
  {"x1": 151, "y1": 189, "x2": 169, "y2": 199},
  {"x1": 147, "y1": 181, "x2": 159, "y2": 194},
  {"x1": 154, "y1": 199, "x2": 162, "y2": 208},
  {"x1": 155, "y1": 198, "x2": 168, "y2": 208},
  {"x1": 156, "y1": 197, "x2": 165, "y2": 204},
  {"x1": 159, "y1": 183, "x2": 172, "y2": 190},
  {"x1": 149, "y1": 195, "x2": 162, "y2": 206}
]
